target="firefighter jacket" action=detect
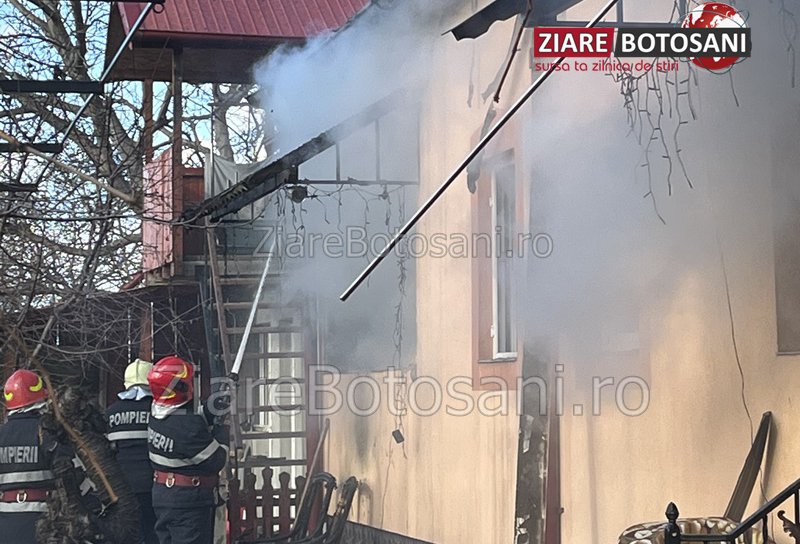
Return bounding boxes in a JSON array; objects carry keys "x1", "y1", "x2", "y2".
[
  {"x1": 0, "y1": 412, "x2": 56, "y2": 514},
  {"x1": 147, "y1": 405, "x2": 228, "y2": 508},
  {"x1": 106, "y1": 396, "x2": 153, "y2": 494}
]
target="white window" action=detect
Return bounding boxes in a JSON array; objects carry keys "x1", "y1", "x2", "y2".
[{"x1": 491, "y1": 161, "x2": 517, "y2": 359}]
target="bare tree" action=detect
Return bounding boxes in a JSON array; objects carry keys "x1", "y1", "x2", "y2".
[{"x1": 0, "y1": 1, "x2": 260, "y2": 380}]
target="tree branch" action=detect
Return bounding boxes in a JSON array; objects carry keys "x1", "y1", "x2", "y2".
[{"x1": 0, "y1": 129, "x2": 142, "y2": 210}]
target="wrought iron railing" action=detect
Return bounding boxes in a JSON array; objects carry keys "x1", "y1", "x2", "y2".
[{"x1": 664, "y1": 477, "x2": 800, "y2": 543}]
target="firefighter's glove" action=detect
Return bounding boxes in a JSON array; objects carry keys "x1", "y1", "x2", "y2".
[{"x1": 203, "y1": 390, "x2": 232, "y2": 424}]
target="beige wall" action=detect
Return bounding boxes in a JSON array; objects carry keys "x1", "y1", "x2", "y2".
[
  {"x1": 321, "y1": 2, "x2": 800, "y2": 544},
  {"x1": 322, "y1": 10, "x2": 526, "y2": 543},
  {"x1": 554, "y1": 3, "x2": 800, "y2": 538},
  {"x1": 559, "y1": 100, "x2": 800, "y2": 543}
]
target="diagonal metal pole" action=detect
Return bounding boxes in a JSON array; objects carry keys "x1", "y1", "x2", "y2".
[
  {"x1": 340, "y1": 0, "x2": 621, "y2": 301},
  {"x1": 60, "y1": 2, "x2": 158, "y2": 146},
  {"x1": 230, "y1": 236, "x2": 279, "y2": 378},
  {"x1": 19, "y1": 1, "x2": 159, "y2": 197}
]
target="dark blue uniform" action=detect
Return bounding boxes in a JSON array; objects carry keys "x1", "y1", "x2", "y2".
[
  {"x1": 0, "y1": 412, "x2": 56, "y2": 544},
  {"x1": 107, "y1": 396, "x2": 157, "y2": 544},
  {"x1": 148, "y1": 407, "x2": 228, "y2": 544}
]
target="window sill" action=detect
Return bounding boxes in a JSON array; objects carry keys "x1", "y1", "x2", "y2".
[
  {"x1": 478, "y1": 356, "x2": 518, "y2": 364},
  {"x1": 777, "y1": 350, "x2": 800, "y2": 357}
]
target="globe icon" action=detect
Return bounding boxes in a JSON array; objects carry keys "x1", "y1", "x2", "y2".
[{"x1": 681, "y1": 2, "x2": 747, "y2": 71}]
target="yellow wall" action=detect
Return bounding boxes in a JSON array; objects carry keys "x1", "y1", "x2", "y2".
[
  {"x1": 322, "y1": 10, "x2": 526, "y2": 543},
  {"x1": 559, "y1": 101, "x2": 800, "y2": 543},
  {"x1": 322, "y1": 2, "x2": 800, "y2": 544},
  {"x1": 552, "y1": 3, "x2": 800, "y2": 538}
]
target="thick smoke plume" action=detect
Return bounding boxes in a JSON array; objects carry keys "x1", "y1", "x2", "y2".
[
  {"x1": 251, "y1": 0, "x2": 799, "y2": 380},
  {"x1": 252, "y1": 1, "x2": 463, "y2": 371},
  {"x1": 255, "y1": 0, "x2": 460, "y2": 154}
]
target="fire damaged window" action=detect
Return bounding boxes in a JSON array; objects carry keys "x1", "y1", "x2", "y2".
[{"x1": 492, "y1": 161, "x2": 517, "y2": 358}]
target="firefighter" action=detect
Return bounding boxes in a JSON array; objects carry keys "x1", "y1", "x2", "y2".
[
  {"x1": 106, "y1": 358, "x2": 157, "y2": 544},
  {"x1": 147, "y1": 355, "x2": 229, "y2": 544},
  {"x1": 0, "y1": 369, "x2": 54, "y2": 544}
]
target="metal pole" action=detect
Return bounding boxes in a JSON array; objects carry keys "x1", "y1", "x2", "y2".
[
  {"x1": 230, "y1": 236, "x2": 278, "y2": 377},
  {"x1": 204, "y1": 220, "x2": 234, "y2": 372},
  {"x1": 664, "y1": 502, "x2": 681, "y2": 544},
  {"x1": 61, "y1": 2, "x2": 158, "y2": 146},
  {"x1": 291, "y1": 418, "x2": 331, "y2": 532},
  {"x1": 339, "y1": 0, "x2": 622, "y2": 301}
]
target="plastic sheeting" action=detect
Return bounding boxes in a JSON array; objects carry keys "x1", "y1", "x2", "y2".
[{"x1": 204, "y1": 153, "x2": 273, "y2": 220}]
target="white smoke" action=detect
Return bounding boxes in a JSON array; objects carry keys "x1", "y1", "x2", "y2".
[
  {"x1": 521, "y1": 0, "x2": 797, "y2": 376},
  {"x1": 254, "y1": 0, "x2": 460, "y2": 154},
  {"x1": 251, "y1": 0, "x2": 466, "y2": 372}
]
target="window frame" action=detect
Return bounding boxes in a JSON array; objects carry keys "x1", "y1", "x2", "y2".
[{"x1": 491, "y1": 160, "x2": 519, "y2": 360}]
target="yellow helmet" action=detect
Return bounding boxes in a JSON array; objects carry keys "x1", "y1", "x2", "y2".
[{"x1": 124, "y1": 359, "x2": 153, "y2": 389}]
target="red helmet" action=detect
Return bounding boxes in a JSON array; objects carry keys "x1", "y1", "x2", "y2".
[
  {"x1": 4, "y1": 369, "x2": 47, "y2": 411},
  {"x1": 148, "y1": 356, "x2": 194, "y2": 407}
]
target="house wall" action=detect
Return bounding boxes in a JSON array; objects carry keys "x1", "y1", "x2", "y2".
[
  {"x1": 557, "y1": 75, "x2": 800, "y2": 544},
  {"x1": 323, "y1": 2, "x2": 800, "y2": 544},
  {"x1": 532, "y1": 3, "x2": 800, "y2": 544},
  {"x1": 322, "y1": 10, "x2": 527, "y2": 544}
]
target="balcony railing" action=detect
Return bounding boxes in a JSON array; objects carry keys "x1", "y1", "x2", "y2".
[{"x1": 664, "y1": 477, "x2": 800, "y2": 543}]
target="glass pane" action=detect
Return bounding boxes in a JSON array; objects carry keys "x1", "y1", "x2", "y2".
[{"x1": 495, "y1": 162, "x2": 516, "y2": 355}]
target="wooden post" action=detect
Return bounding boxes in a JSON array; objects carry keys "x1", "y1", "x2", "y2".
[
  {"x1": 143, "y1": 79, "x2": 153, "y2": 163},
  {"x1": 2, "y1": 348, "x2": 16, "y2": 421},
  {"x1": 204, "y1": 220, "x2": 233, "y2": 373},
  {"x1": 303, "y1": 305, "x2": 326, "y2": 534},
  {"x1": 278, "y1": 472, "x2": 291, "y2": 535},
  {"x1": 544, "y1": 401, "x2": 562, "y2": 544},
  {"x1": 204, "y1": 218, "x2": 244, "y2": 448},
  {"x1": 171, "y1": 46, "x2": 184, "y2": 278},
  {"x1": 138, "y1": 303, "x2": 153, "y2": 361},
  {"x1": 228, "y1": 474, "x2": 241, "y2": 540},
  {"x1": 664, "y1": 502, "x2": 681, "y2": 544},
  {"x1": 261, "y1": 466, "x2": 275, "y2": 537},
  {"x1": 243, "y1": 472, "x2": 257, "y2": 537},
  {"x1": 294, "y1": 475, "x2": 306, "y2": 522}
]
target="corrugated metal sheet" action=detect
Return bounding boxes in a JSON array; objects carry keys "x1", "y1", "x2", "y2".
[{"x1": 119, "y1": 0, "x2": 369, "y2": 41}]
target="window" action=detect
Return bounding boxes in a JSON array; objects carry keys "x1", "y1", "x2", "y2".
[
  {"x1": 470, "y1": 139, "x2": 521, "y2": 388},
  {"x1": 492, "y1": 161, "x2": 518, "y2": 358}
]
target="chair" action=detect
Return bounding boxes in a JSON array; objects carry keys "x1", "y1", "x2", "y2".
[
  {"x1": 293, "y1": 476, "x2": 359, "y2": 544},
  {"x1": 617, "y1": 412, "x2": 772, "y2": 544},
  {"x1": 241, "y1": 472, "x2": 338, "y2": 544}
]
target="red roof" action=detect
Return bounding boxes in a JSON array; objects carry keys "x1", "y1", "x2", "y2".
[{"x1": 119, "y1": 0, "x2": 369, "y2": 41}]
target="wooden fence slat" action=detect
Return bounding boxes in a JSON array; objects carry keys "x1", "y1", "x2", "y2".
[
  {"x1": 261, "y1": 466, "x2": 275, "y2": 538},
  {"x1": 278, "y1": 471, "x2": 292, "y2": 535},
  {"x1": 229, "y1": 476, "x2": 241, "y2": 539},
  {"x1": 232, "y1": 468, "x2": 303, "y2": 541},
  {"x1": 243, "y1": 472, "x2": 258, "y2": 537}
]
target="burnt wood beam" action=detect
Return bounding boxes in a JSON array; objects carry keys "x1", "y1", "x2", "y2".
[
  {"x1": 528, "y1": 0, "x2": 684, "y2": 25},
  {"x1": 0, "y1": 182, "x2": 37, "y2": 192},
  {"x1": 0, "y1": 80, "x2": 104, "y2": 94},
  {"x1": 298, "y1": 179, "x2": 419, "y2": 186},
  {"x1": 0, "y1": 142, "x2": 63, "y2": 153},
  {"x1": 182, "y1": 89, "x2": 413, "y2": 223}
]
